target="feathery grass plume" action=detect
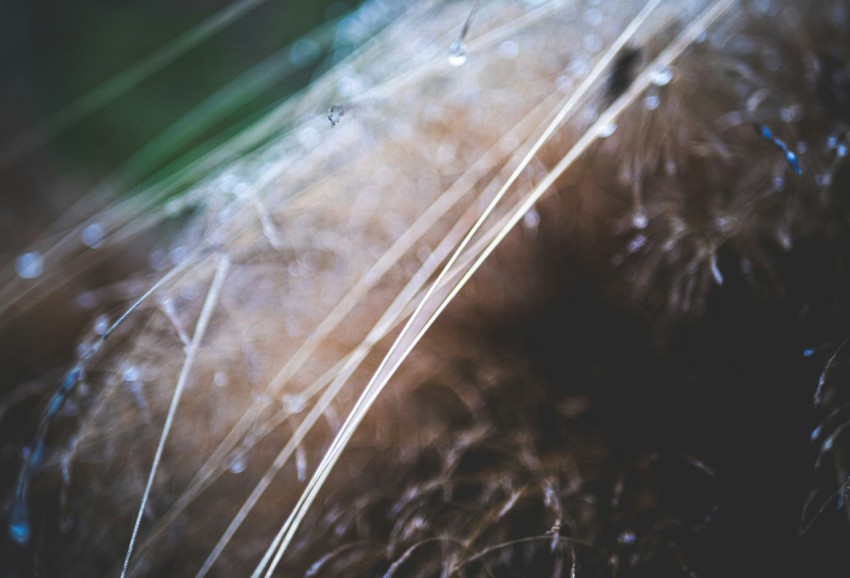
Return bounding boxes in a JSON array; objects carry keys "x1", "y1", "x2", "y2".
[{"x1": 3, "y1": 0, "x2": 850, "y2": 576}]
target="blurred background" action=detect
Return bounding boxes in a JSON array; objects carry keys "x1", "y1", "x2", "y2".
[
  {"x1": 0, "y1": 0, "x2": 360, "y2": 241},
  {"x1": 0, "y1": 0, "x2": 364, "y2": 391}
]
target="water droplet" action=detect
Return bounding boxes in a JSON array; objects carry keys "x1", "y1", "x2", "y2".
[
  {"x1": 76, "y1": 341, "x2": 93, "y2": 358},
  {"x1": 715, "y1": 216, "x2": 734, "y2": 233},
  {"x1": 644, "y1": 93, "x2": 661, "y2": 110},
  {"x1": 9, "y1": 498, "x2": 30, "y2": 544},
  {"x1": 289, "y1": 37, "x2": 321, "y2": 69},
  {"x1": 160, "y1": 298, "x2": 177, "y2": 317},
  {"x1": 599, "y1": 121, "x2": 618, "y2": 138},
  {"x1": 556, "y1": 75, "x2": 573, "y2": 93},
  {"x1": 15, "y1": 252, "x2": 44, "y2": 279},
  {"x1": 61, "y1": 399, "x2": 79, "y2": 417},
  {"x1": 435, "y1": 142, "x2": 458, "y2": 167},
  {"x1": 170, "y1": 245, "x2": 189, "y2": 265},
  {"x1": 283, "y1": 394, "x2": 307, "y2": 414},
  {"x1": 76, "y1": 291, "x2": 97, "y2": 309},
  {"x1": 164, "y1": 199, "x2": 182, "y2": 217},
  {"x1": 583, "y1": 8, "x2": 603, "y2": 26},
  {"x1": 803, "y1": 348, "x2": 816, "y2": 358},
  {"x1": 94, "y1": 314, "x2": 110, "y2": 335},
  {"x1": 180, "y1": 283, "x2": 200, "y2": 301},
  {"x1": 214, "y1": 371, "x2": 229, "y2": 388},
  {"x1": 296, "y1": 445, "x2": 307, "y2": 482},
  {"x1": 297, "y1": 125, "x2": 320, "y2": 148},
  {"x1": 522, "y1": 206, "x2": 541, "y2": 231},
  {"x1": 81, "y1": 223, "x2": 104, "y2": 248},
  {"x1": 785, "y1": 150, "x2": 803, "y2": 175},
  {"x1": 838, "y1": 143, "x2": 848, "y2": 158},
  {"x1": 650, "y1": 66, "x2": 673, "y2": 86},
  {"x1": 618, "y1": 530, "x2": 636, "y2": 544},
  {"x1": 568, "y1": 57, "x2": 590, "y2": 78},
  {"x1": 627, "y1": 234, "x2": 647, "y2": 253},
  {"x1": 811, "y1": 424, "x2": 823, "y2": 441},
  {"x1": 122, "y1": 365, "x2": 142, "y2": 382},
  {"x1": 751, "y1": 0, "x2": 776, "y2": 15},
  {"x1": 337, "y1": 75, "x2": 363, "y2": 98},
  {"x1": 776, "y1": 226, "x2": 793, "y2": 250},
  {"x1": 231, "y1": 181, "x2": 250, "y2": 199},
  {"x1": 816, "y1": 173, "x2": 832, "y2": 187},
  {"x1": 632, "y1": 208, "x2": 648, "y2": 229},
  {"x1": 583, "y1": 34, "x2": 602, "y2": 53},
  {"x1": 148, "y1": 249, "x2": 168, "y2": 270},
  {"x1": 780, "y1": 105, "x2": 801, "y2": 123},
  {"x1": 228, "y1": 453, "x2": 247, "y2": 474},
  {"x1": 448, "y1": 39, "x2": 467, "y2": 66},
  {"x1": 498, "y1": 40, "x2": 519, "y2": 60}
]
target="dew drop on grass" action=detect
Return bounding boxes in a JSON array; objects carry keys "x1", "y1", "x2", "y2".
[
  {"x1": 81, "y1": 223, "x2": 104, "y2": 248},
  {"x1": 627, "y1": 234, "x2": 647, "y2": 253},
  {"x1": 448, "y1": 39, "x2": 467, "y2": 66},
  {"x1": 644, "y1": 93, "x2": 661, "y2": 110},
  {"x1": 632, "y1": 207, "x2": 648, "y2": 229},
  {"x1": 228, "y1": 453, "x2": 247, "y2": 474},
  {"x1": 15, "y1": 251, "x2": 44, "y2": 279},
  {"x1": 650, "y1": 66, "x2": 673, "y2": 86},
  {"x1": 94, "y1": 314, "x2": 110, "y2": 335},
  {"x1": 599, "y1": 121, "x2": 618, "y2": 138},
  {"x1": 296, "y1": 445, "x2": 307, "y2": 482},
  {"x1": 122, "y1": 365, "x2": 142, "y2": 382},
  {"x1": 284, "y1": 394, "x2": 307, "y2": 414}
]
